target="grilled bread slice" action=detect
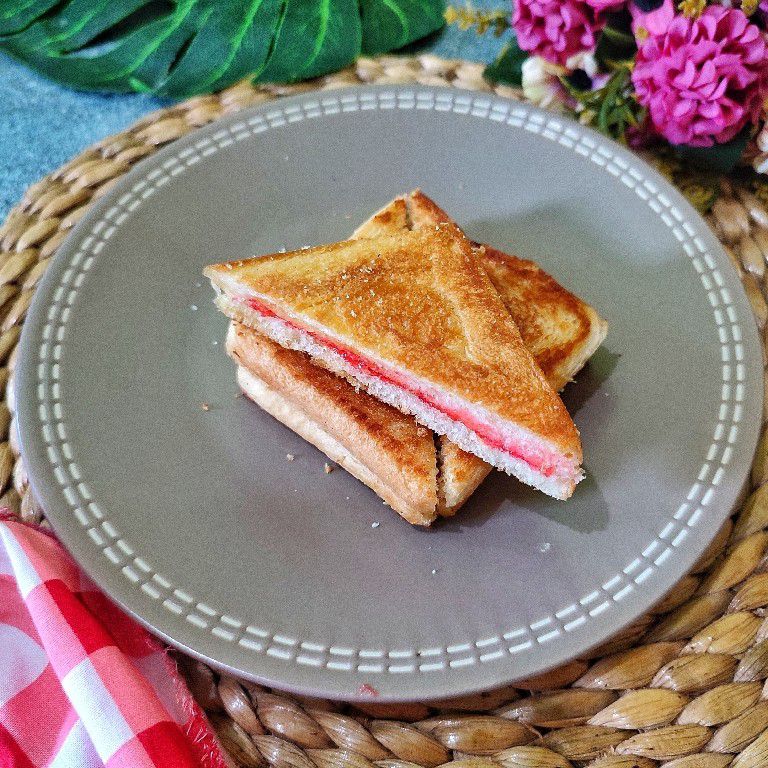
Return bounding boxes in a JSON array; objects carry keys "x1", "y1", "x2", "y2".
[
  {"x1": 217, "y1": 194, "x2": 606, "y2": 522},
  {"x1": 205, "y1": 225, "x2": 583, "y2": 499},
  {"x1": 354, "y1": 191, "x2": 608, "y2": 513},
  {"x1": 227, "y1": 323, "x2": 439, "y2": 525},
  {"x1": 405, "y1": 191, "x2": 608, "y2": 391}
]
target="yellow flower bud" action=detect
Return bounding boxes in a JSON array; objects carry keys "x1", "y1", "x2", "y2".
[{"x1": 678, "y1": 0, "x2": 706, "y2": 18}]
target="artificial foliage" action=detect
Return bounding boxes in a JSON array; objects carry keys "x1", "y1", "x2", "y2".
[{"x1": 0, "y1": 0, "x2": 445, "y2": 97}]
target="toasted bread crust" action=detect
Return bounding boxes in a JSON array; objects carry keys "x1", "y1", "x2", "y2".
[
  {"x1": 406, "y1": 190, "x2": 607, "y2": 391},
  {"x1": 236, "y1": 367, "x2": 438, "y2": 526},
  {"x1": 436, "y1": 436, "x2": 493, "y2": 515},
  {"x1": 480, "y1": 248, "x2": 607, "y2": 391},
  {"x1": 351, "y1": 197, "x2": 408, "y2": 238},
  {"x1": 227, "y1": 323, "x2": 439, "y2": 524},
  {"x1": 205, "y1": 226, "x2": 582, "y2": 462}
]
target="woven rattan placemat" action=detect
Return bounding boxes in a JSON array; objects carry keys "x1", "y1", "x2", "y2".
[{"x1": 4, "y1": 55, "x2": 768, "y2": 768}]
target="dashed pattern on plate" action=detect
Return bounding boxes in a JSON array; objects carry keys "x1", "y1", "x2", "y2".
[{"x1": 33, "y1": 89, "x2": 744, "y2": 674}]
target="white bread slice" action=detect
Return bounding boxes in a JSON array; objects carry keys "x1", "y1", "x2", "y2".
[
  {"x1": 213, "y1": 286, "x2": 580, "y2": 500},
  {"x1": 227, "y1": 322, "x2": 439, "y2": 525},
  {"x1": 236, "y1": 367, "x2": 439, "y2": 525}
]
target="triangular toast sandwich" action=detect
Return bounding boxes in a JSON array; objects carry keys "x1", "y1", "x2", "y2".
[
  {"x1": 222, "y1": 193, "x2": 607, "y2": 523},
  {"x1": 205, "y1": 220, "x2": 584, "y2": 500}
]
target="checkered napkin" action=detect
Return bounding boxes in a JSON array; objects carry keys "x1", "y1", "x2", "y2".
[{"x1": 0, "y1": 514, "x2": 228, "y2": 768}]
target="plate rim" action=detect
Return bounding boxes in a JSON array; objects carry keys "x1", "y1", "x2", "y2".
[{"x1": 16, "y1": 84, "x2": 765, "y2": 701}]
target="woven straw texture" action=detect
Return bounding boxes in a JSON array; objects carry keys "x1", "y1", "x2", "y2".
[{"x1": 4, "y1": 55, "x2": 768, "y2": 767}]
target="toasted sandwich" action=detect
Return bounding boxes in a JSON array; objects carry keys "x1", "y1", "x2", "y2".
[
  {"x1": 220, "y1": 194, "x2": 607, "y2": 524},
  {"x1": 205, "y1": 217, "x2": 586, "y2": 500}
]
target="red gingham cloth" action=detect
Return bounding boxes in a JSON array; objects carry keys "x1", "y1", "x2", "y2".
[{"x1": 0, "y1": 515, "x2": 229, "y2": 768}]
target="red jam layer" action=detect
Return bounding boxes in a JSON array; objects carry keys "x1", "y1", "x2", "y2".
[{"x1": 243, "y1": 297, "x2": 561, "y2": 477}]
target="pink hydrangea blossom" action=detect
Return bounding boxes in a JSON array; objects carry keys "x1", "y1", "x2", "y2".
[
  {"x1": 513, "y1": 0, "x2": 605, "y2": 66},
  {"x1": 632, "y1": 6, "x2": 768, "y2": 147}
]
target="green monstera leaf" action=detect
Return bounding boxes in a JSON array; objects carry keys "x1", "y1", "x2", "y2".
[{"x1": 0, "y1": 0, "x2": 445, "y2": 97}]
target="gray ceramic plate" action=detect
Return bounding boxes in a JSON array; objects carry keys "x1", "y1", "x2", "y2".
[{"x1": 17, "y1": 86, "x2": 763, "y2": 702}]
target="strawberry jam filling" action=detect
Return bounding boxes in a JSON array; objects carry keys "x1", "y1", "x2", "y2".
[{"x1": 243, "y1": 297, "x2": 562, "y2": 478}]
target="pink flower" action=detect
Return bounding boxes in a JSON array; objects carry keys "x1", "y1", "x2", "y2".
[
  {"x1": 632, "y1": 6, "x2": 768, "y2": 147},
  {"x1": 513, "y1": 0, "x2": 605, "y2": 66},
  {"x1": 585, "y1": 0, "x2": 626, "y2": 13},
  {"x1": 630, "y1": 0, "x2": 675, "y2": 37}
]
